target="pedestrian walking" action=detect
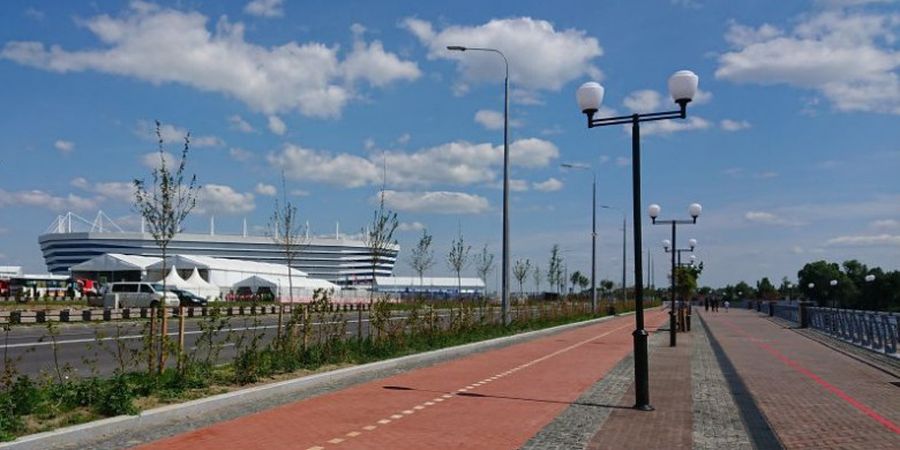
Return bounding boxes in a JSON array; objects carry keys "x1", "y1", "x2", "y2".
[
  {"x1": 713, "y1": 298, "x2": 719, "y2": 312},
  {"x1": 704, "y1": 297, "x2": 709, "y2": 311},
  {"x1": 724, "y1": 300, "x2": 730, "y2": 312}
]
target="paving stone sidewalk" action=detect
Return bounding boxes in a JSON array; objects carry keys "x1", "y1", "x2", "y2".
[{"x1": 523, "y1": 315, "x2": 761, "y2": 450}]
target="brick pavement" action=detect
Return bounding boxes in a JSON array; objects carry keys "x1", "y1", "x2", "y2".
[
  {"x1": 137, "y1": 310, "x2": 669, "y2": 450},
  {"x1": 585, "y1": 328, "x2": 695, "y2": 450},
  {"x1": 700, "y1": 309, "x2": 900, "y2": 449}
]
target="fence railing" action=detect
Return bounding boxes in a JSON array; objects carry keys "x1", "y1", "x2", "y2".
[
  {"x1": 773, "y1": 303, "x2": 799, "y2": 323},
  {"x1": 805, "y1": 307, "x2": 898, "y2": 356}
]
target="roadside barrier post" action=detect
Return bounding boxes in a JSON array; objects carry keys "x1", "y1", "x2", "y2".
[{"x1": 798, "y1": 301, "x2": 811, "y2": 328}]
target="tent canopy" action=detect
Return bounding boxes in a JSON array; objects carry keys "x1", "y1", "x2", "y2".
[
  {"x1": 70, "y1": 253, "x2": 160, "y2": 273},
  {"x1": 147, "y1": 254, "x2": 309, "y2": 278}
]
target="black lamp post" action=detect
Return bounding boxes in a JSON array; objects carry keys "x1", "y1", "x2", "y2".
[
  {"x1": 653, "y1": 205, "x2": 701, "y2": 347},
  {"x1": 447, "y1": 45, "x2": 510, "y2": 325},
  {"x1": 576, "y1": 69, "x2": 699, "y2": 411}
]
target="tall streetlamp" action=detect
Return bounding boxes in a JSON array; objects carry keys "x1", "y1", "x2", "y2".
[
  {"x1": 652, "y1": 204, "x2": 701, "y2": 347},
  {"x1": 576, "y1": 69, "x2": 699, "y2": 411},
  {"x1": 561, "y1": 163, "x2": 598, "y2": 314},
  {"x1": 600, "y1": 205, "x2": 627, "y2": 305},
  {"x1": 448, "y1": 45, "x2": 510, "y2": 325},
  {"x1": 864, "y1": 274, "x2": 876, "y2": 309}
]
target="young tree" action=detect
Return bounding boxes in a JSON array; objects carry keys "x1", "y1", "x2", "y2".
[
  {"x1": 532, "y1": 265, "x2": 542, "y2": 294},
  {"x1": 133, "y1": 121, "x2": 198, "y2": 374},
  {"x1": 756, "y1": 277, "x2": 778, "y2": 301},
  {"x1": 269, "y1": 173, "x2": 307, "y2": 336},
  {"x1": 474, "y1": 244, "x2": 495, "y2": 298},
  {"x1": 547, "y1": 244, "x2": 562, "y2": 295},
  {"x1": 447, "y1": 229, "x2": 471, "y2": 297},
  {"x1": 601, "y1": 279, "x2": 615, "y2": 299},
  {"x1": 570, "y1": 270, "x2": 589, "y2": 293},
  {"x1": 407, "y1": 229, "x2": 435, "y2": 285},
  {"x1": 513, "y1": 259, "x2": 531, "y2": 299},
  {"x1": 364, "y1": 193, "x2": 399, "y2": 301}
]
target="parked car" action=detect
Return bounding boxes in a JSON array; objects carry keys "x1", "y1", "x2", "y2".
[
  {"x1": 100, "y1": 282, "x2": 180, "y2": 308},
  {"x1": 168, "y1": 288, "x2": 208, "y2": 307}
]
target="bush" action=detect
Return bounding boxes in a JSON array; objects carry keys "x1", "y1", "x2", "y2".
[{"x1": 96, "y1": 375, "x2": 136, "y2": 416}]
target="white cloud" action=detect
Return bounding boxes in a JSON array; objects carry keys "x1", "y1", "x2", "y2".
[
  {"x1": 615, "y1": 156, "x2": 631, "y2": 167},
  {"x1": 24, "y1": 8, "x2": 44, "y2": 21},
  {"x1": 196, "y1": 184, "x2": 255, "y2": 214},
  {"x1": 720, "y1": 119, "x2": 752, "y2": 131},
  {"x1": 290, "y1": 189, "x2": 309, "y2": 197},
  {"x1": 244, "y1": 0, "x2": 284, "y2": 18},
  {"x1": 268, "y1": 137, "x2": 559, "y2": 189},
  {"x1": 267, "y1": 115, "x2": 286, "y2": 135},
  {"x1": 871, "y1": 218, "x2": 900, "y2": 230},
  {"x1": 509, "y1": 179, "x2": 529, "y2": 192},
  {"x1": 135, "y1": 121, "x2": 223, "y2": 147},
  {"x1": 70, "y1": 177, "x2": 135, "y2": 203},
  {"x1": 140, "y1": 151, "x2": 177, "y2": 170},
  {"x1": 255, "y1": 182, "x2": 276, "y2": 196},
  {"x1": 381, "y1": 190, "x2": 489, "y2": 214},
  {"x1": 0, "y1": 189, "x2": 98, "y2": 211},
  {"x1": 623, "y1": 90, "x2": 662, "y2": 113},
  {"x1": 744, "y1": 211, "x2": 802, "y2": 226},
  {"x1": 636, "y1": 116, "x2": 712, "y2": 136},
  {"x1": 474, "y1": 109, "x2": 523, "y2": 130},
  {"x1": 398, "y1": 221, "x2": 426, "y2": 232},
  {"x1": 268, "y1": 144, "x2": 380, "y2": 188},
  {"x1": 228, "y1": 115, "x2": 255, "y2": 133},
  {"x1": 533, "y1": 177, "x2": 563, "y2": 192},
  {"x1": 1, "y1": 4, "x2": 418, "y2": 118},
  {"x1": 342, "y1": 33, "x2": 421, "y2": 87},
  {"x1": 229, "y1": 147, "x2": 253, "y2": 162},
  {"x1": 716, "y1": 11, "x2": 900, "y2": 114},
  {"x1": 475, "y1": 109, "x2": 503, "y2": 130},
  {"x1": 825, "y1": 234, "x2": 900, "y2": 247},
  {"x1": 754, "y1": 171, "x2": 778, "y2": 179},
  {"x1": 403, "y1": 17, "x2": 603, "y2": 93},
  {"x1": 54, "y1": 139, "x2": 74, "y2": 153}
]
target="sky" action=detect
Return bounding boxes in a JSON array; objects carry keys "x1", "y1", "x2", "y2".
[{"x1": 0, "y1": 0, "x2": 898, "y2": 290}]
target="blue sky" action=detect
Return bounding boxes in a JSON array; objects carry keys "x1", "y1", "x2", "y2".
[{"x1": 0, "y1": 0, "x2": 898, "y2": 289}]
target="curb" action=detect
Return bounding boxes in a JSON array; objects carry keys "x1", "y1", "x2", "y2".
[{"x1": 1, "y1": 312, "x2": 632, "y2": 450}]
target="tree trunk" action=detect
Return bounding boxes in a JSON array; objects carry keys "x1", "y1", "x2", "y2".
[{"x1": 158, "y1": 246, "x2": 168, "y2": 374}]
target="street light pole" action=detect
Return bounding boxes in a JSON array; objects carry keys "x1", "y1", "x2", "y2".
[
  {"x1": 561, "y1": 163, "x2": 597, "y2": 314},
  {"x1": 447, "y1": 45, "x2": 510, "y2": 325},
  {"x1": 576, "y1": 69, "x2": 700, "y2": 411},
  {"x1": 652, "y1": 205, "x2": 701, "y2": 347}
]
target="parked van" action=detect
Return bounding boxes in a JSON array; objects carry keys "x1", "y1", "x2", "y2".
[{"x1": 100, "y1": 282, "x2": 179, "y2": 308}]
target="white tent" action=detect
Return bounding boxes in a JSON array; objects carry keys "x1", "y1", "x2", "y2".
[
  {"x1": 232, "y1": 274, "x2": 337, "y2": 302},
  {"x1": 147, "y1": 254, "x2": 338, "y2": 296},
  {"x1": 161, "y1": 266, "x2": 193, "y2": 290},
  {"x1": 185, "y1": 267, "x2": 221, "y2": 298},
  {"x1": 70, "y1": 253, "x2": 160, "y2": 272}
]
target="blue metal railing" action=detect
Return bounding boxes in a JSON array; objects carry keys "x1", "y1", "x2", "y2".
[
  {"x1": 773, "y1": 303, "x2": 799, "y2": 323},
  {"x1": 806, "y1": 307, "x2": 898, "y2": 355}
]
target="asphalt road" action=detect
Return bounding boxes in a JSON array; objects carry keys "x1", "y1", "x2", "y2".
[{"x1": 1, "y1": 307, "x2": 504, "y2": 377}]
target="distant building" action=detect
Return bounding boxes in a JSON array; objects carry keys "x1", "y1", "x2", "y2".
[
  {"x1": 0, "y1": 266, "x2": 23, "y2": 279},
  {"x1": 374, "y1": 276, "x2": 486, "y2": 295},
  {"x1": 38, "y1": 212, "x2": 398, "y2": 285}
]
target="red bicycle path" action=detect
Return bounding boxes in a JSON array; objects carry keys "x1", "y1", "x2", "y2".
[{"x1": 137, "y1": 309, "x2": 668, "y2": 450}]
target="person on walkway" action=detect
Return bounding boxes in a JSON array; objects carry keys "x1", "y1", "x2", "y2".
[
  {"x1": 724, "y1": 300, "x2": 730, "y2": 312},
  {"x1": 704, "y1": 297, "x2": 709, "y2": 311},
  {"x1": 712, "y1": 297, "x2": 719, "y2": 312}
]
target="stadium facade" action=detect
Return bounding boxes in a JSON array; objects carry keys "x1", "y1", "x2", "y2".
[{"x1": 38, "y1": 213, "x2": 398, "y2": 285}]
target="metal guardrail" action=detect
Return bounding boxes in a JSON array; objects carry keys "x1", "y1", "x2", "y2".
[
  {"x1": 773, "y1": 303, "x2": 799, "y2": 323},
  {"x1": 806, "y1": 307, "x2": 898, "y2": 355}
]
